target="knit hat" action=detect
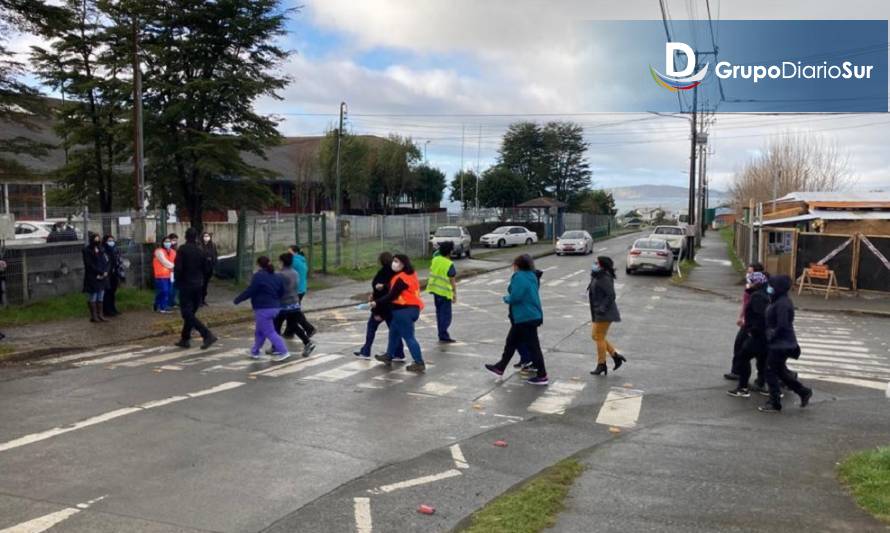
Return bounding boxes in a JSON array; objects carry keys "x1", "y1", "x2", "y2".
[{"x1": 746, "y1": 271, "x2": 767, "y2": 286}]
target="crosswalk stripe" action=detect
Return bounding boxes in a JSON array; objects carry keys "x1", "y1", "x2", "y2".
[
  {"x1": 595, "y1": 387, "x2": 644, "y2": 428},
  {"x1": 75, "y1": 346, "x2": 175, "y2": 367},
  {"x1": 251, "y1": 353, "x2": 340, "y2": 377},
  {"x1": 801, "y1": 354, "x2": 888, "y2": 365},
  {"x1": 547, "y1": 279, "x2": 565, "y2": 287},
  {"x1": 110, "y1": 347, "x2": 208, "y2": 368},
  {"x1": 486, "y1": 278, "x2": 505, "y2": 286},
  {"x1": 797, "y1": 338, "x2": 864, "y2": 346},
  {"x1": 796, "y1": 373, "x2": 887, "y2": 391},
  {"x1": 799, "y1": 342, "x2": 870, "y2": 353},
  {"x1": 419, "y1": 382, "x2": 457, "y2": 396},
  {"x1": 303, "y1": 359, "x2": 378, "y2": 382},
  {"x1": 527, "y1": 380, "x2": 586, "y2": 415},
  {"x1": 791, "y1": 359, "x2": 890, "y2": 375},
  {"x1": 801, "y1": 347, "x2": 876, "y2": 357},
  {"x1": 38, "y1": 345, "x2": 143, "y2": 365}
]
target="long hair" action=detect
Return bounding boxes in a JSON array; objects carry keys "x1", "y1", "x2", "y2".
[
  {"x1": 379, "y1": 251, "x2": 393, "y2": 269},
  {"x1": 279, "y1": 252, "x2": 293, "y2": 268},
  {"x1": 393, "y1": 254, "x2": 414, "y2": 274},
  {"x1": 513, "y1": 254, "x2": 534, "y2": 271},
  {"x1": 597, "y1": 256, "x2": 617, "y2": 279},
  {"x1": 257, "y1": 256, "x2": 274, "y2": 274}
]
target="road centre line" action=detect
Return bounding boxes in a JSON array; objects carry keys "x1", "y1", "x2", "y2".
[
  {"x1": 368, "y1": 469, "x2": 463, "y2": 495},
  {"x1": 353, "y1": 498, "x2": 372, "y2": 533},
  {"x1": 0, "y1": 382, "x2": 244, "y2": 453},
  {"x1": 0, "y1": 496, "x2": 107, "y2": 533}
]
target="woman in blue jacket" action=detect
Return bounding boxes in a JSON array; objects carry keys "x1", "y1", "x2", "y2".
[
  {"x1": 234, "y1": 256, "x2": 289, "y2": 361},
  {"x1": 485, "y1": 254, "x2": 548, "y2": 385}
]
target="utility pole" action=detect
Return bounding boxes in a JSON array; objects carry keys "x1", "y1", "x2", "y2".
[
  {"x1": 459, "y1": 124, "x2": 465, "y2": 211},
  {"x1": 132, "y1": 17, "x2": 145, "y2": 215},
  {"x1": 686, "y1": 78, "x2": 698, "y2": 260},
  {"x1": 475, "y1": 125, "x2": 482, "y2": 213},
  {"x1": 335, "y1": 101, "x2": 346, "y2": 267}
]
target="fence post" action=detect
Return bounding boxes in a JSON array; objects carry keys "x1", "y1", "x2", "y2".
[
  {"x1": 235, "y1": 207, "x2": 247, "y2": 284},
  {"x1": 306, "y1": 215, "x2": 314, "y2": 276},
  {"x1": 321, "y1": 212, "x2": 328, "y2": 274},
  {"x1": 20, "y1": 249, "x2": 28, "y2": 303},
  {"x1": 294, "y1": 214, "x2": 300, "y2": 247},
  {"x1": 402, "y1": 216, "x2": 407, "y2": 253}
]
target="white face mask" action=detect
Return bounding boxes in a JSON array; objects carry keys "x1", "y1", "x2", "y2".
[
  {"x1": 391, "y1": 260, "x2": 403, "y2": 272},
  {"x1": 203, "y1": 236, "x2": 211, "y2": 243}
]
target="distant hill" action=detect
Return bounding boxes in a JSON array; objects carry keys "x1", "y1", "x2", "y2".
[{"x1": 607, "y1": 184, "x2": 726, "y2": 199}]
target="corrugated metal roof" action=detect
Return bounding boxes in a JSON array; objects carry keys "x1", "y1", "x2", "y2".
[
  {"x1": 777, "y1": 191, "x2": 890, "y2": 203},
  {"x1": 758, "y1": 209, "x2": 890, "y2": 226}
]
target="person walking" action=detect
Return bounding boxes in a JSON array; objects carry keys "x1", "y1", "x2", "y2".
[
  {"x1": 173, "y1": 228, "x2": 218, "y2": 350},
  {"x1": 102, "y1": 234, "x2": 125, "y2": 317},
  {"x1": 354, "y1": 252, "x2": 404, "y2": 360},
  {"x1": 484, "y1": 254, "x2": 549, "y2": 385},
  {"x1": 82, "y1": 232, "x2": 110, "y2": 323},
  {"x1": 200, "y1": 232, "x2": 218, "y2": 306},
  {"x1": 589, "y1": 256, "x2": 626, "y2": 376},
  {"x1": 427, "y1": 241, "x2": 458, "y2": 343},
  {"x1": 167, "y1": 233, "x2": 180, "y2": 309},
  {"x1": 152, "y1": 236, "x2": 175, "y2": 314},
  {"x1": 288, "y1": 244, "x2": 316, "y2": 338},
  {"x1": 273, "y1": 252, "x2": 316, "y2": 357},
  {"x1": 372, "y1": 254, "x2": 426, "y2": 372},
  {"x1": 725, "y1": 262, "x2": 767, "y2": 381},
  {"x1": 234, "y1": 256, "x2": 289, "y2": 361},
  {"x1": 727, "y1": 271, "x2": 769, "y2": 397},
  {"x1": 513, "y1": 261, "x2": 543, "y2": 373},
  {"x1": 759, "y1": 275, "x2": 813, "y2": 413}
]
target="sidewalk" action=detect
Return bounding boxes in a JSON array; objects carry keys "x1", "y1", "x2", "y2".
[{"x1": 681, "y1": 231, "x2": 890, "y2": 317}]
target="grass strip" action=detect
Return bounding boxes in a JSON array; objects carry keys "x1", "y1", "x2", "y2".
[
  {"x1": 0, "y1": 288, "x2": 155, "y2": 327},
  {"x1": 672, "y1": 259, "x2": 700, "y2": 283},
  {"x1": 838, "y1": 446, "x2": 890, "y2": 524},
  {"x1": 719, "y1": 226, "x2": 746, "y2": 273},
  {"x1": 460, "y1": 458, "x2": 584, "y2": 533}
]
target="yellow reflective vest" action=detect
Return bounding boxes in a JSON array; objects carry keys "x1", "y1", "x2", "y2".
[{"x1": 426, "y1": 255, "x2": 455, "y2": 300}]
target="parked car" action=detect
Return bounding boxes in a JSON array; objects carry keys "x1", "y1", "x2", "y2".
[
  {"x1": 626, "y1": 238, "x2": 674, "y2": 275},
  {"x1": 13, "y1": 221, "x2": 52, "y2": 243},
  {"x1": 648, "y1": 225, "x2": 687, "y2": 257},
  {"x1": 430, "y1": 225, "x2": 472, "y2": 258},
  {"x1": 478, "y1": 226, "x2": 538, "y2": 248},
  {"x1": 555, "y1": 230, "x2": 593, "y2": 255}
]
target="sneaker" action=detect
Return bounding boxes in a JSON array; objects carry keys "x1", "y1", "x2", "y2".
[
  {"x1": 750, "y1": 383, "x2": 768, "y2": 395},
  {"x1": 513, "y1": 362, "x2": 524, "y2": 369},
  {"x1": 484, "y1": 364, "x2": 504, "y2": 378},
  {"x1": 272, "y1": 352, "x2": 292, "y2": 363},
  {"x1": 526, "y1": 375, "x2": 549, "y2": 386},
  {"x1": 727, "y1": 388, "x2": 751, "y2": 398},
  {"x1": 723, "y1": 372, "x2": 739, "y2": 381},
  {"x1": 375, "y1": 354, "x2": 393, "y2": 366},
  {"x1": 201, "y1": 335, "x2": 218, "y2": 350},
  {"x1": 438, "y1": 338, "x2": 457, "y2": 344},
  {"x1": 390, "y1": 354, "x2": 406, "y2": 362},
  {"x1": 758, "y1": 389, "x2": 784, "y2": 399},
  {"x1": 174, "y1": 340, "x2": 191, "y2": 349},
  {"x1": 406, "y1": 362, "x2": 426, "y2": 373},
  {"x1": 758, "y1": 402, "x2": 781, "y2": 413},
  {"x1": 799, "y1": 388, "x2": 813, "y2": 408},
  {"x1": 158, "y1": 309, "x2": 173, "y2": 314},
  {"x1": 249, "y1": 351, "x2": 263, "y2": 360},
  {"x1": 354, "y1": 350, "x2": 370, "y2": 358},
  {"x1": 303, "y1": 342, "x2": 317, "y2": 357}
]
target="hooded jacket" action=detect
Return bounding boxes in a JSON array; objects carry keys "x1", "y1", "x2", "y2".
[
  {"x1": 234, "y1": 270, "x2": 285, "y2": 310},
  {"x1": 503, "y1": 269, "x2": 543, "y2": 325},
  {"x1": 766, "y1": 275, "x2": 798, "y2": 351},
  {"x1": 743, "y1": 283, "x2": 769, "y2": 337},
  {"x1": 82, "y1": 234, "x2": 110, "y2": 293},
  {"x1": 588, "y1": 270, "x2": 621, "y2": 323}
]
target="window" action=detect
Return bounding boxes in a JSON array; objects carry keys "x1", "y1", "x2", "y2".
[
  {"x1": 15, "y1": 223, "x2": 36, "y2": 235},
  {"x1": 654, "y1": 227, "x2": 684, "y2": 236},
  {"x1": 492, "y1": 227, "x2": 509, "y2": 234},
  {"x1": 635, "y1": 240, "x2": 666, "y2": 250},
  {"x1": 510, "y1": 227, "x2": 525, "y2": 234},
  {"x1": 435, "y1": 228, "x2": 461, "y2": 237},
  {"x1": 562, "y1": 231, "x2": 586, "y2": 239}
]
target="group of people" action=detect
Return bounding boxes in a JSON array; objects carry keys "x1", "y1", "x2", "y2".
[
  {"x1": 725, "y1": 262, "x2": 813, "y2": 413},
  {"x1": 81, "y1": 232, "x2": 127, "y2": 321},
  {"x1": 152, "y1": 232, "x2": 218, "y2": 313},
  {"x1": 232, "y1": 245, "x2": 317, "y2": 362}
]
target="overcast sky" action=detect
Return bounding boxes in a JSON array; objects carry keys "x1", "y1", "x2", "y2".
[{"x1": 9, "y1": 0, "x2": 890, "y2": 203}]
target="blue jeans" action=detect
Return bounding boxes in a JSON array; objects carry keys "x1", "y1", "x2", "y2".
[
  {"x1": 168, "y1": 282, "x2": 178, "y2": 307},
  {"x1": 433, "y1": 294, "x2": 453, "y2": 341},
  {"x1": 387, "y1": 307, "x2": 422, "y2": 364},
  {"x1": 154, "y1": 279, "x2": 171, "y2": 310},
  {"x1": 87, "y1": 290, "x2": 105, "y2": 303},
  {"x1": 360, "y1": 315, "x2": 404, "y2": 357}
]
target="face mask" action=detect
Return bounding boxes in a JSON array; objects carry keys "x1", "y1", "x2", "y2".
[
  {"x1": 163, "y1": 242, "x2": 172, "y2": 250},
  {"x1": 766, "y1": 285, "x2": 775, "y2": 295},
  {"x1": 203, "y1": 236, "x2": 211, "y2": 243},
  {"x1": 171, "y1": 241, "x2": 178, "y2": 247},
  {"x1": 391, "y1": 260, "x2": 403, "y2": 272},
  {"x1": 591, "y1": 263, "x2": 601, "y2": 273},
  {"x1": 106, "y1": 240, "x2": 115, "y2": 248}
]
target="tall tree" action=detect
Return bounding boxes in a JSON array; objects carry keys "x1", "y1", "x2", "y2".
[
  {"x1": 319, "y1": 129, "x2": 370, "y2": 212},
  {"x1": 478, "y1": 166, "x2": 528, "y2": 209},
  {"x1": 369, "y1": 134, "x2": 420, "y2": 214},
  {"x1": 131, "y1": 0, "x2": 292, "y2": 231},
  {"x1": 31, "y1": 0, "x2": 131, "y2": 212},
  {"x1": 412, "y1": 164, "x2": 445, "y2": 209},
  {"x1": 497, "y1": 121, "x2": 548, "y2": 197},
  {"x1": 542, "y1": 121, "x2": 591, "y2": 201},
  {"x1": 448, "y1": 169, "x2": 478, "y2": 211},
  {"x1": 568, "y1": 189, "x2": 616, "y2": 216}
]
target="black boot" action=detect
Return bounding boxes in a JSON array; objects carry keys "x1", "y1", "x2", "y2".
[
  {"x1": 611, "y1": 353, "x2": 627, "y2": 371},
  {"x1": 88, "y1": 301, "x2": 98, "y2": 323},
  {"x1": 590, "y1": 363, "x2": 608, "y2": 376}
]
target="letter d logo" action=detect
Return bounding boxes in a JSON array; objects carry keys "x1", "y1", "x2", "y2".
[{"x1": 666, "y1": 42, "x2": 696, "y2": 77}]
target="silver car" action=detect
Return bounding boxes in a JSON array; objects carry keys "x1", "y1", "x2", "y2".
[
  {"x1": 555, "y1": 230, "x2": 593, "y2": 255},
  {"x1": 626, "y1": 238, "x2": 674, "y2": 275},
  {"x1": 430, "y1": 226, "x2": 472, "y2": 258}
]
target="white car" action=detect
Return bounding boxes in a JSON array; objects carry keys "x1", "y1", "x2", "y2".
[
  {"x1": 430, "y1": 226, "x2": 472, "y2": 258},
  {"x1": 14, "y1": 221, "x2": 52, "y2": 243},
  {"x1": 555, "y1": 230, "x2": 593, "y2": 255},
  {"x1": 478, "y1": 226, "x2": 538, "y2": 248},
  {"x1": 626, "y1": 238, "x2": 674, "y2": 275},
  {"x1": 648, "y1": 225, "x2": 687, "y2": 257}
]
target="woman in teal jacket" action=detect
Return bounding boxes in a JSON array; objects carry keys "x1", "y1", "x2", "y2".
[{"x1": 485, "y1": 255, "x2": 548, "y2": 385}]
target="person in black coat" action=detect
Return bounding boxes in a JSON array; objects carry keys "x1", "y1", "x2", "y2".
[
  {"x1": 354, "y1": 252, "x2": 404, "y2": 359},
  {"x1": 200, "y1": 232, "x2": 218, "y2": 306},
  {"x1": 588, "y1": 256, "x2": 626, "y2": 376},
  {"x1": 759, "y1": 274, "x2": 813, "y2": 413},
  {"x1": 82, "y1": 232, "x2": 110, "y2": 322},
  {"x1": 173, "y1": 227, "x2": 217, "y2": 350},
  {"x1": 102, "y1": 234, "x2": 125, "y2": 317},
  {"x1": 728, "y1": 271, "x2": 769, "y2": 397}
]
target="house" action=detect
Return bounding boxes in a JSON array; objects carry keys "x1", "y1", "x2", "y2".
[
  {"x1": 713, "y1": 207, "x2": 736, "y2": 228},
  {"x1": 758, "y1": 191, "x2": 890, "y2": 235}
]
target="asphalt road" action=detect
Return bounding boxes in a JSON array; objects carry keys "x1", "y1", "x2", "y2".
[{"x1": 1, "y1": 231, "x2": 888, "y2": 532}]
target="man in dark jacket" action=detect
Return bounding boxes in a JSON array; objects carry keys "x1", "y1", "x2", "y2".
[
  {"x1": 727, "y1": 272, "x2": 769, "y2": 397},
  {"x1": 759, "y1": 275, "x2": 812, "y2": 413},
  {"x1": 173, "y1": 228, "x2": 217, "y2": 349}
]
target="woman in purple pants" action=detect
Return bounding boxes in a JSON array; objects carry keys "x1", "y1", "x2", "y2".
[{"x1": 234, "y1": 256, "x2": 289, "y2": 361}]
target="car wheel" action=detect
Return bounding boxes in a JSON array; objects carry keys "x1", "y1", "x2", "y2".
[
  {"x1": 497, "y1": 239, "x2": 505, "y2": 248},
  {"x1": 525, "y1": 238, "x2": 533, "y2": 245},
  {"x1": 626, "y1": 267, "x2": 633, "y2": 275}
]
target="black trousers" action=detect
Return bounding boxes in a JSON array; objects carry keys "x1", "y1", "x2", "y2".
[
  {"x1": 201, "y1": 273, "x2": 212, "y2": 304},
  {"x1": 296, "y1": 293, "x2": 315, "y2": 334},
  {"x1": 765, "y1": 348, "x2": 808, "y2": 407},
  {"x1": 103, "y1": 275, "x2": 120, "y2": 315},
  {"x1": 179, "y1": 286, "x2": 211, "y2": 341},
  {"x1": 733, "y1": 332, "x2": 767, "y2": 389},
  {"x1": 494, "y1": 321, "x2": 546, "y2": 378},
  {"x1": 274, "y1": 309, "x2": 310, "y2": 344}
]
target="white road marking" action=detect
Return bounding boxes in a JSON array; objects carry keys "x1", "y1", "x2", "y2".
[
  {"x1": 799, "y1": 343, "x2": 873, "y2": 354},
  {"x1": 547, "y1": 279, "x2": 565, "y2": 287},
  {"x1": 304, "y1": 359, "x2": 378, "y2": 382},
  {"x1": 486, "y1": 278, "x2": 505, "y2": 286},
  {"x1": 653, "y1": 286, "x2": 667, "y2": 292},
  {"x1": 368, "y1": 469, "x2": 463, "y2": 495},
  {"x1": 796, "y1": 373, "x2": 887, "y2": 391},
  {"x1": 0, "y1": 382, "x2": 244, "y2": 453},
  {"x1": 109, "y1": 347, "x2": 207, "y2": 368},
  {"x1": 802, "y1": 347, "x2": 877, "y2": 358},
  {"x1": 252, "y1": 354, "x2": 340, "y2": 378},
  {"x1": 802, "y1": 354, "x2": 885, "y2": 365},
  {"x1": 450, "y1": 444, "x2": 469, "y2": 469},
  {"x1": 791, "y1": 359, "x2": 890, "y2": 375},
  {"x1": 527, "y1": 380, "x2": 586, "y2": 415},
  {"x1": 542, "y1": 266, "x2": 558, "y2": 272},
  {"x1": 595, "y1": 388, "x2": 644, "y2": 428},
  {"x1": 798, "y1": 338, "x2": 865, "y2": 346},
  {"x1": 74, "y1": 346, "x2": 171, "y2": 367},
  {"x1": 420, "y1": 382, "x2": 457, "y2": 396},
  {"x1": 353, "y1": 497, "x2": 372, "y2": 533},
  {"x1": 38, "y1": 345, "x2": 142, "y2": 366},
  {"x1": 0, "y1": 496, "x2": 106, "y2": 533}
]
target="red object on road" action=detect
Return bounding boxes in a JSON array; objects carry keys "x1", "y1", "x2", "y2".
[
  {"x1": 493, "y1": 440, "x2": 508, "y2": 447},
  {"x1": 418, "y1": 504, "x2": 436, "y2": 515}
]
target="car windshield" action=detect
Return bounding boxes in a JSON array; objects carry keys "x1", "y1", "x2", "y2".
[
  {"x1": 435, "y1": 228, "x2": 460, "y2": 237},
  {"x1": 491, "y1": 227, "x2": 510, "y2": 234},
  {"x1": 561, "y1": 231, "x2": 585, "y2": 239},
  {"x1": 635, "y1": 240, "x2": 665, "y2": 250},
  {"x1": 654, "y1": 227, "x2": 684, "y2": 235}
]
